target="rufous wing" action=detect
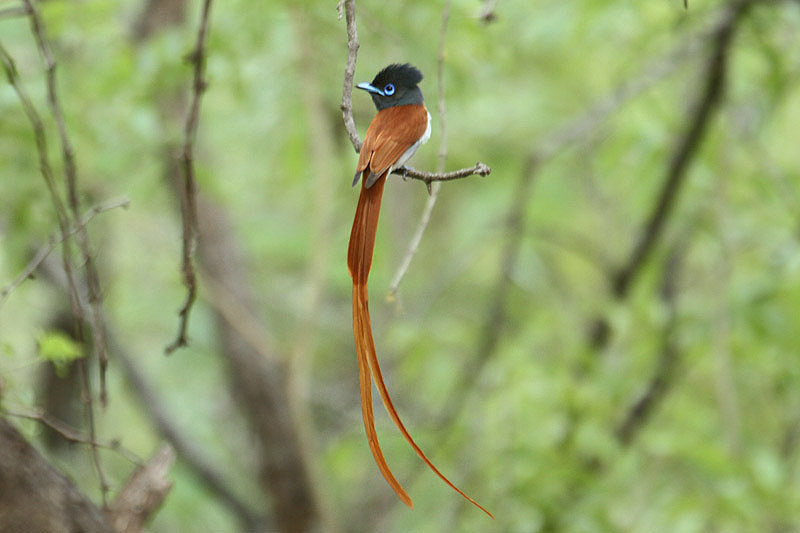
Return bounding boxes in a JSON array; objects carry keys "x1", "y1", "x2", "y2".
[{"x1": 355, "y1": 104, "x2": 429, "y2": 186}]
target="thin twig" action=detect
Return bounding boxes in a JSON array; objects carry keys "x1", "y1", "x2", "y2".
[
  {"x1": 166, "y1": 0, "x2": 213, "y2": 354},
  {"x1": 388, "y1": 0, "x2": 452, "y2": 297},
  {"x1": 338, "y1": 0, "x2": 362, "y2": 151},
  {"x1": 0, "y1": 198, "x2": 130, "y2": 307},
  {"x1": 22, "y1": 0, "x2": 110, "y2": 408},
  {"x1": 0, "y1": 42, "x2": 78, "y2": 321},
  {"x1": 35, "y1": 199, "x2": 265, "y2": 533},
  {"x1": 21, "y1": 1, "x2": 110, "y2": 501},
  {"x1": 5, "y1": 408, "x2": 142, "y2": 465},
  {"x1": 77, "y1": 357, "x2": 109, "y2": 502},
  {"x1": 387, "y1": 188, "x2": 439, "y2": 298},
  {"x1": 0, "y1": 37, "x2": 108, "y2": 501},
  {"x1": 391, "y1": 161, "x2": 492, "y2": 183}
]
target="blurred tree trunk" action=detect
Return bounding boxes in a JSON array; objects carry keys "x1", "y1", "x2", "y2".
[
  {"x1": 194, "y1": 189, "x2": 323, "y2": 533},
  {"x1": 0, "y1": 417, "x2": 112, "y2": 533},
  {"x1": 37, "y1": 312, "x2": 83, "y2": 452}
]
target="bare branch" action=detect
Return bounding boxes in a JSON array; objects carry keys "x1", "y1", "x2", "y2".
[
  {"x1": 166, "y1": 0, "x2": 213, "y2": 354},
  {"x1": 22, "y1": 0, "x2": 111, "y2": 407},
  {"x1": 35, "y1": 250, "x2": 266, "y2": 530},
  {"x1": 391, "y1": 161, "x2": 491, "y2": 184},
  {"x1": 0, "y1": 198, "x2": 130, "y2": 307},
  {"x1": 0, "y1": 35, "x2": 107, "y2": 502},
  {"x1": 589, "y1": 0, "x2": 754, "y2": 350},
  {"x1": 338, "y1": 0, "x2": 361, "y2": 151},
  {"x1": 0, "y1": 42, "x2": 77, "y2": 317},
  {"x1": 5, "y1": 408, "x2": 142, "y2": 464},
  {"x1": 21, "y1": 1, "x2": 115, "y2": 505},
  {"x1": 387, "y1": 186, "x2": 440, "y2": 297},
  {"x1": 615, "y1": 244, "x2": 685, "y2": 445}
]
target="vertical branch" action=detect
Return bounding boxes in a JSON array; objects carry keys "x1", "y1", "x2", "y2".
[
  {"x1": 610, "y1": 2, "x2": 745, "y2": 300},
  {"x1": 0, "y1": 44, "x2": 75, "y2": 306},
  {"x1": 22, "y1": 0, "x2": 110, "y2": 412},
  {"x1": 388, "y1": 0, "x2": 451, "y2": 297},
  {"x1": 166, "y1": 0, "x2": 214, "y2": 354},
  {"x1": 0, "y1": 38, "x2": 108, "y2": 502},
  {"x1": 615, "y1": 243, "x2": 685, "y2": 445},
  {"x1": 338, "y1": 0, "x2": 361, "y2": 151},
  {"x1": 589, "y1": 0, "x2": 754, "y2": 350}
]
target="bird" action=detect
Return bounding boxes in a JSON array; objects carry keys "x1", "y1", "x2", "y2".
[{"x1": 347, "y1": 63, "x2": 492, "y2": 518}]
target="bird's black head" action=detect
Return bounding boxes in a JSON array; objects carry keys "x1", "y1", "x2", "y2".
[{"x1": 357, "y1": 63, "x2": 424, "y2": 111}]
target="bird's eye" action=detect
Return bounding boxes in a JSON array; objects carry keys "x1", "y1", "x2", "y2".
[{"x1": 383, "y1": 83, "x2": 395, "y2": 96}]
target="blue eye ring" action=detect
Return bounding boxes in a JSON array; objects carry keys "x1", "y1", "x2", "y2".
[{"x1": 383, "y1": 83, "x2": 395, "y2": 96}]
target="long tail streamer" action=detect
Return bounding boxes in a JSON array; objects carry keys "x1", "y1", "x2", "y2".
[{"x1": 347, "y1": 173, "x2": 493, "y2": 518}]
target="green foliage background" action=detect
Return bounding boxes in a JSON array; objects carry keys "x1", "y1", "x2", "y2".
[{"x1": 2, "y1": 0, "x2": 800, "y2": 531}]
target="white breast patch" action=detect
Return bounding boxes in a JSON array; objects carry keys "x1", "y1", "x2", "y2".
[{"x1": 394, "y1": 110, "x2": 431, "y2": 169}]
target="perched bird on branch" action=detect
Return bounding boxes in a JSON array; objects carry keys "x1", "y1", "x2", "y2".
[{"x1": 347, "y1": 63, "x2": 492, "y2": 518}]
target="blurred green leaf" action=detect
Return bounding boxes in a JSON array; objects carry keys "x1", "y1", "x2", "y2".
[{"x1": 36, "y1": 330, "x2": 82, "y2": 377}]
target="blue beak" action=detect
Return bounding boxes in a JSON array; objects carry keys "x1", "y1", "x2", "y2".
[{"x1": 356, "y1": 82, "x2": 384, "y2": 96}]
